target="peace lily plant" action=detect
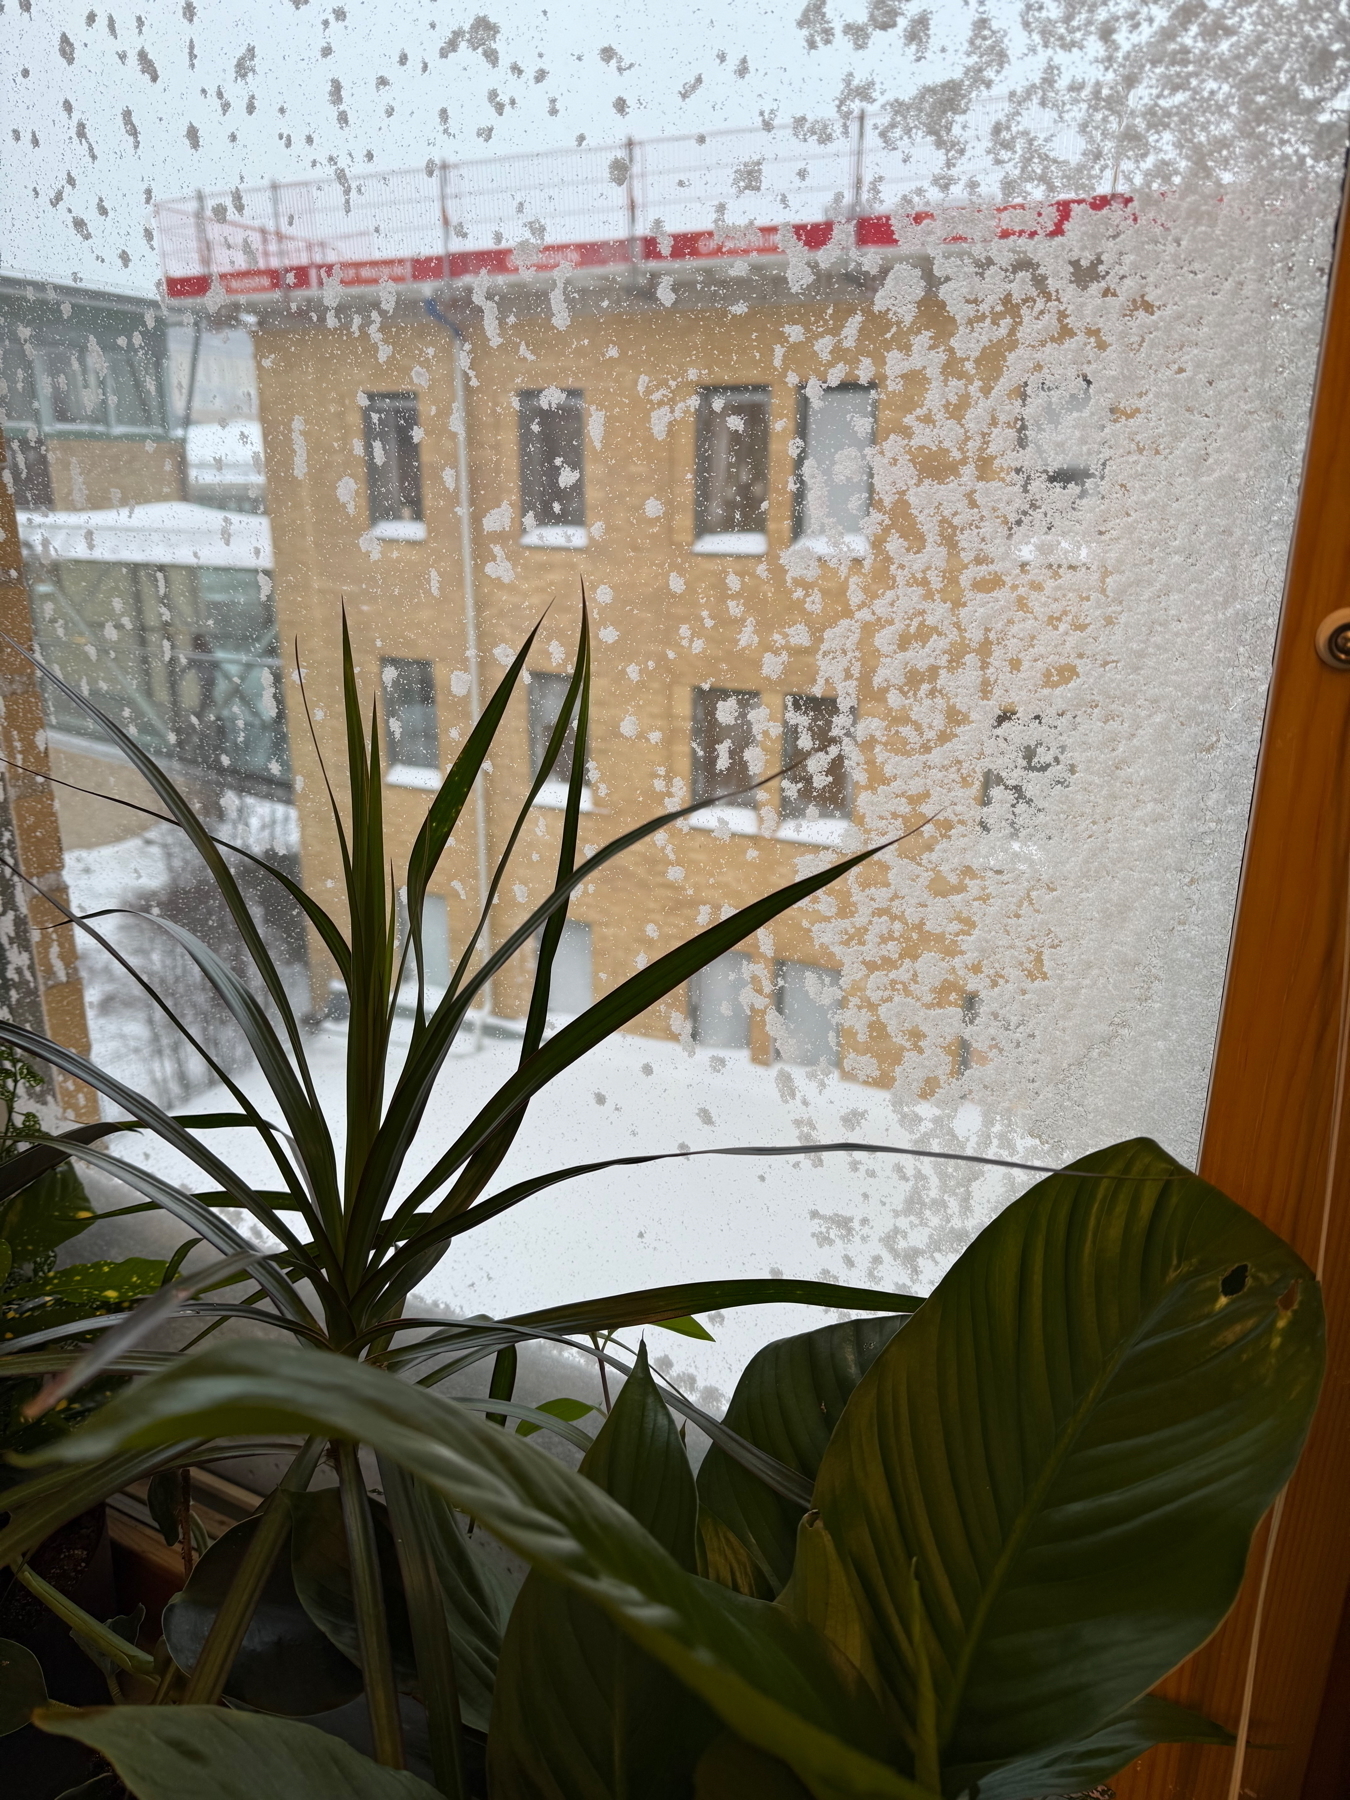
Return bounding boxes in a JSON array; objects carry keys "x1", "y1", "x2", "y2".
[{"x1": 0, "y1": 606, "x2": 1325, "y2": 1800}]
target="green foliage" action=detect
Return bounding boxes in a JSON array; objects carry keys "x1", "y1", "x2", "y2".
[
  {"x1": 37, "y1": 1705, "x2": 444, "y2": 1800},
  {"x1": 488, "y1": 1345, "x2": 720, "y2": 1800},
  {"x1": 0, "y1": 1634, "x2": 47, "y2": 1735},
  {"x1": 0, "y1": 617, "x2": 1326, "y2": 1800}
]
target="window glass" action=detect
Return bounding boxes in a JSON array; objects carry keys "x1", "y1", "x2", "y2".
[
  {"x1": 694, "y1": 386, "x2": 770, "y2": 552},
  {"x1": 774, "y1": 961, "x2": 841, "y2": 1068},
  {"x1": 381, "y1": 656, "x2": 439, "y2": 781},
  {"x1": 527, "y1": 669, "x2": 585, "y2": 806},
  {"x1": 105, "y1": 347, "x2": 159, "y2": 432},
  {"x1": 690, "y1": 951, "x2": 754, "y2": 1051},
  {"x1": 543, "y1": 919, "x2": 594, "y2": 1018},
  {"x1": 363, "y1": 392, "x2": 424, "y2": 535},
  {"x1": 2, "y1": 4, "x2": 1345, "y2": 1395},
  {"x1": 519, "y1": 387, "x2": 586, "y2": 547},
  {"x1": 36, "y1": 348, "x2": 94, "y2": 427},
  {"x1": 794, "y1": 384, "x2": 876, "y2": 552},
  {"x1": 781, "y1": 693, "x2": 851, "y2": 827}
]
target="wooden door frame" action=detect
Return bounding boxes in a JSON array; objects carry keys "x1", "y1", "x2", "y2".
[{"x1": 1115, "y1": 173, "x2": 1350, "y2": 1800}]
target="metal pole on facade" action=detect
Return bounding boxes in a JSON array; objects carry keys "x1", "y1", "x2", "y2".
[
  {"x1": 268, "y1": 180, "x2": 284, "y2": 283},
  {"x1": 850, "y1": 109, "x2": 866, "y2": 232},
  {"x1": 625, "y1": 135, "x2": 638, "y2": 268},
  {"x1": 424, "y1": 286, "x2": 492, "y2": 1043}
]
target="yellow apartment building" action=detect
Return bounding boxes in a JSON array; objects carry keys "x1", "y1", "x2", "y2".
[{"x1": 161, "y1": 140, "x2": 1104, "y2": 1085}]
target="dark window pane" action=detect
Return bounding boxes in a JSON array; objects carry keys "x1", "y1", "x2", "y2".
[
  {"x1": 695, "y1": 387, "x2": 770, "y2": 540},
  {"x1": 691, "y1": 686, "x2": 761, "y2": 803},
  {"x1": 0, "y1": 343, "x2": 38, "y2": 426},
  {"x1": 689, "y1": 951, "x2": 753, "y2": 1051},
  {"x1": 5, "y1": 434, "x2": 54, "y2": 510},
  {"x1": 782, "y1": 693, "x2": 851, "y2": 820},
  {"x1": 381, "y1": 656, "x2": 438, "y2": 769},
  {"x1": 37, "y1": 348, "x2": 97, "y2": 426},
  {"x1": 364, "y1": 392, "x2": 423, "y2": 523},
  {"x1": 528, "y1": 669, "x2": 580, "y2": 785},
  {"x1": 105, "y1": 346, "x2": 160, "y2": 431},
  {"x1": 519, "y1": 388, "x2": 585, "y2": 542}
]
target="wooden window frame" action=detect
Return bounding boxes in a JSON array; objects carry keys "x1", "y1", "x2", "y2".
[{"x1": 1118, "y1": 181, "x2": 1350, "y2": 1800}]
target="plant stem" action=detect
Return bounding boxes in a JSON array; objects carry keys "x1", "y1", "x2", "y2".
[
  {"x1": 336, "y1": 1439, "x2": 405, "y2": 1769},
  {"x1": 379, "y1": 1454, "x2": 465, "y2": 1800},
  {"x1": 14, "y1": 1561, "x2": 156, "y2": 1676},
  {"x1": 180, "y1": 1435, "x2": 324, "y2": 1705},
  {"x1": 486, "y1": 1344, "x2": 517, "y2": 1427}
]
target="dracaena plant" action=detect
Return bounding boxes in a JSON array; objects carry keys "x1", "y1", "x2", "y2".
[{"x1": 0, "y1": 601, "x2": 933, "y2": 1793}]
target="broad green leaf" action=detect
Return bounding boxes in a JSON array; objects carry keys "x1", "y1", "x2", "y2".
[
  {"x1": 658, "y1": 1315, "x2": 715, "y2": 1341},
  {"x1": 695, "y1": 1733, "x2": 814, "y2": 1799},
  {"x1": 953, "y1": 1695, "x2": 1235, "y2": 1800},
  {"x1": 0, "y1": 1635, "x2": 46, "y2": 1735},
  {"x1": 146, "y1": 1469, "x2": 182, "y2": 1546},
  {"x1": 698, "y1": 1316, "x2": 909, "y2": 1595},
  {"x1": 799, "y1": 1138, "x2": 1325, "y2": 1776},
  {"x1": 291, "y1": 1487, "x2": 417, "y2": 1692},
  {"x1": 35, "y1": 1704, "x2": 443, "y2": 1800},
  {"x1": 489, "y1": 1343, "x2": 719, "y2": 1799},
  {"x1": 0, "y1": 1165, "x2": 99, "y2": 1268},
  {"x1": 162, "y1": 1513, "x2": 364, "y2": 1716},
  {"x1": 0, "y1": 1122, "x2": 133, "y2": 1212},
  {"x1": 1, "y1": 1259, "x2": 167, "y2": 1344},
  {"x1": 31, "y1": 1340, "x2": 921, "y2": 1800},
  {"x1": 513, "y1": 1395, "x2": 597, "y2": 1439}
]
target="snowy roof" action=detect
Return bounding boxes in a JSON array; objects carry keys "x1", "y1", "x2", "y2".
[{"x1": 15, "y1": 500, "x2": 272, "y2": 571}]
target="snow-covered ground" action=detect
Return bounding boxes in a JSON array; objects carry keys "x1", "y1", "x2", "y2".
[{"x1": 107, "y1": 1010, "x2": 1032, "y2": 1406}]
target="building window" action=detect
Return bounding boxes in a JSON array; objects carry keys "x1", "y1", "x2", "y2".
[
  {"x1": 794, "y1": 384, "x2": 876, "y2": 553},
  {"x1": 1021, "y1": 375, "x2": 1098, "y2": 494},
  {"x1": 690, "y1": 951, "x2": 754, "y2": 1051},
  {"x1": 381, "y1": 656, "x2": 439, "y2": 787},
  {"x1": 780, "y1": 693, "x2": 852, "y2": 844},
  {"x1": 537, "y1": 919, "x2": 593, "y2": 1017},
  {"x1": 35, "y1": 348, "x2": 98, "y2": 427},
  {"x1": 398, "y1": 892, "x2": 452, "y2": 999},
  {"x1": 690, "y1": 686, "x2": 762, "y2": 834},
  {"x1": 527, "y1": 669, "x2": 591, "y2": 809},
  {"x1": 694, "y1": 386, "x2": 770, "y2": 555},
  {"x1": 774, "y1": 961, "x2": 841, "y2": 1068},
  {"x1": 5, "y1": 435, "x2": 54, "y2": 511},
  {"x1": 363, "y1": 392, "x2": 425, "y2": 540},
  {"x1": 519, "y1": 388, "x2": 586, "y2": 548},
  {"x1": 104, "y1": 347, "x2": 160, "y2": 432}
]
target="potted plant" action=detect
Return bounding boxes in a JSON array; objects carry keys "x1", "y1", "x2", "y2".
[{"x1": 0, "y1": 611, "x2": 1325, "y2": 1799}]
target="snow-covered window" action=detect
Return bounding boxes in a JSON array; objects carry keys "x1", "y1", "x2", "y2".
[
  {"x1": 794, "y1": 384, "x2": 875, "y2": 554},
  {"x1": 519, "y1": 388, "x2": 586, "y2": 548},
  {"x1": 382, "y1": 656, "x2": 439, "y2": 788},
  {"x1": 694, "y1": 387, "x2": 770, "y2": 554},
  {"x1": 363, "y1": 392, "x2": 424, "y2": 538},
  {"x1": 774, "y1": 961, "x2": 841, "y2": 1068},
  {"x1": 690, "y1": 951, "x2": 754, "y2": 1051}
]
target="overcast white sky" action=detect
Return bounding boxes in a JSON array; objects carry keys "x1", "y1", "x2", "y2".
[{"x1": 2, "y1": 0, "x2": 1000, "y2": 295}]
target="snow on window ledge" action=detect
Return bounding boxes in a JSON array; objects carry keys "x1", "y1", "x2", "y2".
[
  {"x1": 689, "y1": 804, "x2": 759, "y2": 837},
  {"x1": 387, "y1": 763, "x2": 442, "y2": 790},
  {"x1": 520, "y1": 524, "x2": 589, "y2": 549},
  {"x1": 792, "y1": 532, "x2": 868, "y2": 560},
  {"x1": 775, "y1": 815, "x2": 852, "y2": 847},
  {"x1": 692, "y1": 531, "x2": 768, "y2": 557},
  {"x1": 533, "y1": 777, "x2": 595, "y2": 812},
  {"x1": 370, "y1": 518, "x2": 428, "y2": 542}
]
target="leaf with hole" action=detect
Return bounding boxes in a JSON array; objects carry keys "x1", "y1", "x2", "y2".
[{"x1": 793, "y1": 1138, "x2": 1325, "y2": 1781}]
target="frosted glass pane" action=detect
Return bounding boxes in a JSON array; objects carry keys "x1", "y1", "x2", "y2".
[{"x1": 3, "y1": 4, "x2": 1346, "y2": 1399}]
